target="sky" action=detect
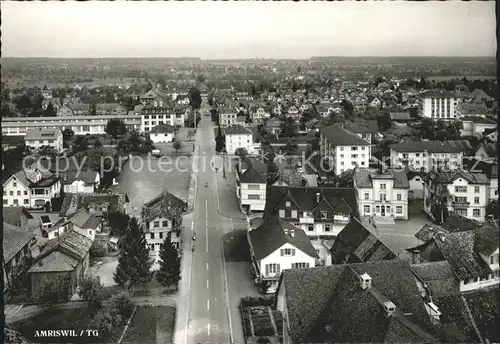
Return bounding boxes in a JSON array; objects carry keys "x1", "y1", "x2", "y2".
[{"x1": 1, "y1": 1, "x2": 496, "y2": 59}]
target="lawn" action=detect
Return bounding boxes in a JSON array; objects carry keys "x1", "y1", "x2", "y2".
[
  {"x1": 11, "y1": 307, "x2": 124, "y2": 343},
  {"x1": 223, "y1": 230, "x2": 251, "y2": 262},
  {"x1": 121, "y1": 306, "x2": 176, "y2": 344}
]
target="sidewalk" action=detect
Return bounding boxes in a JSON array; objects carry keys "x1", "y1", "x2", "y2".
[
  {"x1": 215, "y1": 157, "x2": 246, "y2": 220},
  {"x1": 186, "y1": 143, "x2": 199, "y2": 213}
]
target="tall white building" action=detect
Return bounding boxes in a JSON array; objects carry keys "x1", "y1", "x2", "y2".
[
  {"x1": 420, "y1": 89, "x2": 459, "y2": 120},
  {"x1": 319, "y1": 125, "x2": 371, "y2": 176}
]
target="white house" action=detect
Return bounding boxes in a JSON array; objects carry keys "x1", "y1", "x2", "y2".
[
  {"x1": 420, "y1": 89, "x2": 458, "y2": 120},
  {"x1": 223, "y1": 125, "x2": 260, "y2": 155},
  {"x1": 141, "y1": 191, "x2": 185, "y2": 262},
  {"x1": 423, "y1": 171, "x2": 490, "y2": 222},
  {"x1": 3, "y1": 164, "x2": 61, "y2": 209},
  {"x1": 52, "y1": 209, "x2": 102, "y2": 241},
  {"x1": 62, "y1": 171, "x2": 100, "y2": 194},
  {"x1": 149, "y1": 124, "x2": 175, "y2": 143},
  {"x1": 407, "y1": 172, "x2": 425, "y2": 200},
  {"x1": 350, "y1": 168, "x2": 409, "y2": 220},
  {"x1": 459, "y1": 116, "x2": 497, "y2": 137},
  {"x1": 389, "y1": 140, "x2": 469, "y2": 172},
  {"x1": 319, "y1": 124, "x2": 371, "y2": 176},
  {"x1": 236, "y1": 161, "x2": 268, "y2": 212},
  {"x1": 219, "y1": 109, "x2": 237, "y2": 127},
  {"x1": 489, "y1": 165, "x2": 498, "y2": 201},
  {"x1": 247, "y1": 216, "x2": 319, "y2": 294},
  {"x1": 250, "y1": 105, "x2": 271, "y2": 124},
  {"x1": 24, "y1": 128, "x2": 63, "y2": 153}
]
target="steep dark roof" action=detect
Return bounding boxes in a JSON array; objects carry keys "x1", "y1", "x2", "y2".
[
  {"x1": 223, "y1": 125, "x2": 252, "y2": 135},
  {"x1": 264, "y1": 185, "x2": 359, "y2": 218},
  {"x1": 149, "y1": 124, "x2": 175, "y2": 134},
  {"x1": 62, "y1": 170, "x2": 99, "y2": 185},
  {"x1": 248, "y1": 216, "x2": 319, "y2": 260},
  {"x1": 329, "y1": 218, "x2": 398, "y2": 264},
  {"x1": 427, "y1": 170, "x2": 489, "y2": 185},
  {"x1": 280, "y1": 260, "x2": 436, "y2": 344},
  {"x1": 422, "y1": 89, "x2": 456, "y2": 98},
  {"x1": 352, "y1": 168, "x2": 410, "y2": 188},
  {"x1": 442, "y1": 213, "x2": 483, "y2": 232},
  {"x1": 239, "y1": 163, "x2": 267, "y2": 184},
  {"x1": 60, "y1": 193, "x2": 129, "y2": 217},
  {"x1": 2, "y1": 207, "x2": 34, "y2": 227},
  {"x1": 473, "y1": 222, "x2": 499, "y2": 256},
  {"x1": 3, "y1": 226, "x2": 36, "y2": 263},
  {"x1": 142, "y1": 191, "x2": 184, "y2": 224},
  {"x1": 319, "y1": 124, "x2": 369, "y2": 146},
  {"x1": 411, "y1": 261, "x2": 459, "y2": 297}
]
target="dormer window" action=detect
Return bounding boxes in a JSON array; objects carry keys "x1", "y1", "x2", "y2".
[
  {"x1": 321, "y1": 211, "x2": 327, "y2": 219},
  {"x1": 285, "y1": 201, "x2": 291, "y2": 207}
]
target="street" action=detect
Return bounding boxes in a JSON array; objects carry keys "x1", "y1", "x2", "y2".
[{"x1": 175, "y1": 113, "x2": 247, "y2": 344}]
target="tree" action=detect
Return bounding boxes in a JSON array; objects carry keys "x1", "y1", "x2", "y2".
[
  {"x1": 44, "y1": 102, "x2": 57, "y2": 117},
  {"x1": 15, "y1": 95, "x2": 33, "y2": 113},
  {"x1": 486, "y1": 200, "x2": 499, "y2": 219},
  {"x1": 173, "y1": 140, "x2": 182, "y2": 153},
  {"x1": 283, "y1": 138, "x2": 299, "y2": 156},
  {"x1": 62, "y1": 128, "x2": 75, "y2": 142},
  {"x1": 105, "y1": 119, "x2": 127, "y2": 139},
  {"x1": 109, "y1": 292, "x2": 134, "y2": 319},
  {"x1": 188, "y1": 87, "x2": 202, "y2": 110},
  {"x1": 376, "y1": 113, "x2": 392, "y2": 130},
  {"x1": 215, "y1": 125, "x2": 225, "y2": 153},
  {"x1": 340, "y1": 99, "x2": 354, "y2": 119},
  {"x1": 114, "y1": 217, "x2": 153, "y2": 287},
  {"x1": 10, "y1": 256, "x2": 33, "y2": 296},
  {"x1": 74, "y1": 136, "x2": 87, "y2": 152},
  {"x1": 187, "y1": 130, "x2": 195, "y2": 141},
  {"x1": 108, "y1": 212, "x2": 131, "y2": 238},
  {"x1": 90, "y1": 102, "x2": 97, "y2": 116},
  {"x1": 78, "y1": 274, "x2": 104, "y2": 309},
  {"x1": 92, "y1": 308, "x2": 122, "y2": 340},
  {"x1": 33, "y1": 276, "x2": 71, "y2": 307},
  {"x1": 156, "y1": 234, "x2": 181, "y2": 290},
  {"x1": 235, "y1": 148, "x2": 248, "y2": 160},
  {"x1": 280, "y1": 117, "x2": 297, "y2": 138}
]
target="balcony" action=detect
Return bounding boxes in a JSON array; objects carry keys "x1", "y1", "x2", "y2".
[{"x1": 452, "y1": 201, "x2": 470, "y2": 208}]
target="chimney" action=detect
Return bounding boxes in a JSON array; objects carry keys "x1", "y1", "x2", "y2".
[
  {"x1": 316, "y1": 192, "x2": 321, "y2": 204},
  {"x1": 384, "y1": 301, "x2": 396, "y2": 318},
  {"x1": 290, "y1": 229, "x2": 295, "y2": 238},
  {"x1": 360, "y1": 273, "x2": 372, "y2": 290},
  {"x1": 411, "y1": 250, "x2": 420, "y2": 264}
]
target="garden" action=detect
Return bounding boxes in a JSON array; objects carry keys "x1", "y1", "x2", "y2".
[
  {"x1": 240, "y1": 296, "x2": 284, "y2": 344},
  {"x1": 120, "y1": 305, "x2": 176, "y2": 344}
]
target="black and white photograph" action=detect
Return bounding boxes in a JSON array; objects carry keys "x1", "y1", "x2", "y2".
[{"x1": 1, "y1": 1, "x2": 498, "y2": 343}]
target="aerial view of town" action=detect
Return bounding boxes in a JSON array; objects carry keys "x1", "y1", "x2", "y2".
[{"x1": 1, "y1": 1, "x2": 498, "y2": 344}]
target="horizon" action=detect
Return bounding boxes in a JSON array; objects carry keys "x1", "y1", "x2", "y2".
[
  {"x1": 1, "y1": 1, "x2": 495, "y2": 59},
  {"x1": 1, "y1": 56, "x2": 496, "y2": 60}
]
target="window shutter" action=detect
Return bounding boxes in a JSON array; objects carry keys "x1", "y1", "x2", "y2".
[
  {"x1": 292, "y1": 249, "x2": 296, "y2": 256},
  {"x1": 265, "y1": 264, "x2": 269, "y2": 276},
  {"x1": 280, "y1": 249, "x2": 284, "y2": 256},
  {"x1": 277, "y1": 264, "x2": 281, "y2": 274}
]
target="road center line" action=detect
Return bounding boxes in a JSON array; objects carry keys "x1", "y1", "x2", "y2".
[
  {"x1": 206, "y1": 262, "x2": 209, "y2": 270},
  {"x1": 207, "y1": 279, "x2": 209, "y2": 289},
  {"x1": 207, "y1": 299, "x2": 210, "y2": 310},
  {"x1": 205, "y1": 199, "x2": 209, "y2": 252},
  {"x1": 207, "y1": 323, "x2": 211, "y2": 335}
]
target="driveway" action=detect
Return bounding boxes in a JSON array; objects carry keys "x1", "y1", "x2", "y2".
[{"x1": 89, "y1": 256, "x2": 119, "y2": 287}]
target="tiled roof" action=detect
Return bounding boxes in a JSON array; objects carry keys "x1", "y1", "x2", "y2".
[
  {"x1": 60, "y1": 193, "x2": 129, "y2": 217},
  {"x1": 150, "y1": 124, "x2": 175, "y2": 134},
  {"x1": 264, "y1": 186, "x2": 359, "y2": 219},
  {"x1": 223, "y1": 125, "x2": 252, "y2": 136},
  {"x1": 351, "y1": 168, "x2": 409, "y2": 189},
  {"x1": 411, "y1": 261, "x2": 459, "y2": 297},
  {"x1": 141, "y1": 191, "x2": 184, "y2": 225},
  {"x1": 428, "y1": 170, "x2": 489, "y2": 185},
  {"x1": 3, "y1": 226, "x2": 36, "y2": 263},
  {"x1": 2, "y1": 207, "x2": 33, "y2": 227},
  {"x1": 441, "y1": 214, "x2": 483, "y2": 233},
  {"x1": 70, "y1": 209, "x2": 101, "y2": 230},
  {"x1": 422, "y1": 89, "x2": 456, "y2": 98},
  {"x1": 28, "y1": 250, "x2": 79, "y2": 273},
  {"x1": 460, "y1": 116, "x2": 496, "y2": 125},
  {"x1": 329, "y1": 218, "x2": 398, "y2": 264},
  {"x1": 248, "y1": 216, "x2": 319, "y2": 260},
  {"x1": 389, "y1": 140, "x2": 471, "y2": 154},
  {"x1": 62, "y1": 170, "x2": 99, "y2": 185},
  {"x1": 469, "y1": 88, "x2": 493, "y2": 101},
  {"x1": 319, "y1": 124, "x2": 369, "y2": 146},
  {"x1": 239, "y1": 164, "x2": 267, "y2": 184},
  {"x1": 280, "y1": 260, "x2": 436, "y2": 344}
]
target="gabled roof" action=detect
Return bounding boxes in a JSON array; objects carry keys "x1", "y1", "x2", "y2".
[
  {"x1": 223, "y1": 125, "x2": 252, "y2": 136},
  {"x1": 329, "y1": 218, "x2": 398, "y2": 264},
  {"x1": 279, "y1": 260, "x2": 436, "y2": 344},
  {"x1": 239, "y1": 163, "x2": 267, "y2": 184},
  {"x1": 141, "y1": 190, "x2": 184, "y2": 224},
  {"x1": 264, "y1": 186, "x2": 359, "y2": 219},
  {"x1": 60, "y1": 193, "x2": 129, "y2": 217},
  {"x1": 411, "y1": 261, "x2": 459, "y2": 297},
  {"x1": 62, "y1": 170, "x2": 99, "y2": 185},
  {"x1": 28, "y1": 250, "x2": 80, "y2": 273},
  {"x1": 3, "y1": 226, "x2": 36, "y2": 263},
  {"x1": 350, "y1": 168, "x2": 410, "y2": 189},
  {"x1": 441, "y1": 213, "x2": 483, "y2": 233},
  {"x1": 428, "y1": 170, "x2": 489, "y2": 185},
  {"x1": 70, "y1": 209, "x2": 102, "y2": 230},
  {"x1": 319, "y1": 124, "x2": 369, "y2": 146},
  {"x1": 2, "y1": 207, "x2": 34, "y2": 227},
  {"x1": 150, "y1": 124, "x2": 175, "y2": 134},
  {"x1": 390, "y1": 140, "x2": 471, "y2": 154},
  {"x1": 248, "y1": 216, "x2": 319, "y2": 260}
]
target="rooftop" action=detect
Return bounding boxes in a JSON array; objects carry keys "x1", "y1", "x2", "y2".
[{"x1": 319, "y1": 124, "x2": 369, "y2": 146}]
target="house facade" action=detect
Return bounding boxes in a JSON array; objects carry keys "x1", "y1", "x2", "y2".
[
  {"x1": 459, "y1": 116, "x2": 497, "y2": 137},
  {"x1": 219, "y1": 109, "x2": 237, "y2": 127},
  {"x1": 141, "y1": 102, "x2": 185, "y2": 132},
  {"x1": 420, "y1": 89, "x2": 459, "y2": 120},
  {"x1": 236, "y1": 161, "x2": 268, "y2": 212},
  {"x1": 62, "y1": 171, "x2": 100, "y2": 194},
  {"x1": 149, "y1": 124, "x2": 175, "y2": 143},
  {"x1": 247, "y1": 217, "x2": 318, "y2": 293},
  {"x1": 223, "y1": 125, "x2": 260, "y2": 155},
  {"x1": 24, "y1": 128, "x2": 63, "y2": 153},
  {"x1": 423, "y1": 171, "x2": 490, "y2": 222},
  {"x1": 319, "y1": 125, "x2": 371, "y2": 175}
]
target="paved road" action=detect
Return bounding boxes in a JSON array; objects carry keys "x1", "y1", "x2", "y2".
[{"x1": 175, "y1": 115, "x2": 240, "y2": 344}]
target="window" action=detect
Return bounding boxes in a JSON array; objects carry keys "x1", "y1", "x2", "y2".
[
  {"x1": 150, "y1": 233, "x2": 155, "y2": 239},
  {"x1": 321, "y1": 211, "x2": 327, "y2": 219},
  {"x1": 82, "y1": 125, "x2": 90, "y2": 132},
  {"x1": 364, "y1": 193, "x2": 369, "y2": 200},
  {"x1": 159, "y1": 232, "x2": 164, "y2": 239},
  {"x1": 396, "y1": 206, "x2": 403, "y2": 214},
  {"x1": 351, "y1": 147, "x2": 358, "y2": 151},
  {"x1": 380, "y1": 194, "x2": 386, "y2": 201},
  {"x1": 162, "y1": 220, "x2": 168, "y2": 227},
  {"x1": 291, "y1": 210, "x2": 298, "y2": 218},
  {"x1": 474, "y1": 186, "x2": 480, "y2": 193},
  {"x1": 248, "y1": 184, "x2": 260, "y2": 190},
  {"x1": 285, "y1": 201, "x2": 291, "y2": 207},
  {"x1": 454, "y1": 196, "x2": 467, "y2": 203},
  {"x1": 248, "y1": 195, "x2": 260, "y2": 200},
  {"x1": 13, "y1": 199, "x2": 18, "y2": 205},
  {"x1": 266, "y1": 264, "x2": 280, "y2": 276},
  {"x1": 474, "y1": 197, "x2": 480, "y2": 204},
  {"x1": 3, "y1": 200, "x2": 7, "y2": 205},
  {"x1": 456, "y1": 209, "x2": 467, "y2": 217},
  {"x1": 308, "y1": 224, "x2": 314, "y2": 231},
  {"x1": 340, "y1": 147, "x2": 344, "y2": 151},
  {"x1": 473, "y1": 209, "x2": 481, "y2": 217},
  {"x1": 17, "y1": 191, "x2": 21, "y2": 196},
  {"x1": 9, "y1": 191, "x2": 13, "y2": 196},
  {"x1": 24, "y1": 199, "x2": 29, "y2": 205},
  {"x1": 361, "y1": 147, "x2": 366, "y2": 151},
  {"x1": 455, "y1": 186, "x2": 467, "y2": 192},
  {"x1": 380, "y1": 184, "x2": 386, "y2": 189},
  {"x1": 153, "y1": 221, "x2": 160, "y2": 228},
  {"x1": 281, "y1": 248, "x2": 295, "y2": 256},
  {"x1": 292, "y1": 263, "x2": 310, "y2": 269},
  {"x1": 279, "y1": 210, "x2": 285, "y2": 217},
  {"x1": 13, "y1": 182, "x2": 17, "y2": 187},
  {"x1": 24, "y1": 191, "x2": 28, "y2": 195},
  {"x1": 397, "y1": 194, "x2": 402, "y2": 201},
  {"x1": 364, "y1": 205, "x2": 370, "y2": 213},
  {"x1": 341, "y1": 162, "x2": 344, "y2": 166},
  {"x1": 324, "y1": 224, "x2": 331, "y2": 232},
  {"x1": 351, "y1": 154, "x2": 358, "y2": 159},
  {"x1": 340, "y1": 154, "x2": 344, "y2": 158}
]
